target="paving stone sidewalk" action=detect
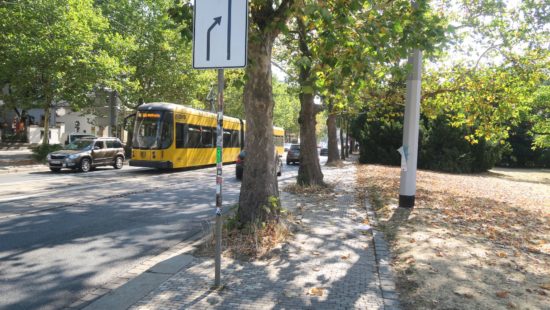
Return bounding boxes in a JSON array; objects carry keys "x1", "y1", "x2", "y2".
[{"x1": 130, "y1": 160, "x2": 400, "y2": 310}]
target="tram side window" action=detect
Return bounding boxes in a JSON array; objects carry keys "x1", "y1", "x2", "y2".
[
  {"x1": 274, "y1": 135, "x2": 284, "y2": 148},
  {"x1": 176, "y1": 123, "x2": 186, "y2": 148},
  {"x1": 160, "y1": 114, "x2": 173, "y2": 149},
  {"x1": 223, "y1": 130, "x2": 232, "y2": 147},
  {"x1": 202, "y1": 127, "x2": 214, "y2": 147},
  {"x1": 231, "y1": 130, "x2": 240, "y2": 148},
  {"x1": 187, "y1": 126, "x2": 202, "y2": 148}
]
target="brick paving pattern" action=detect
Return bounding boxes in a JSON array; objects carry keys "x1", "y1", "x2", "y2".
[{"x1": 131, "y1": 160, "x2": 400, "y2": 309}]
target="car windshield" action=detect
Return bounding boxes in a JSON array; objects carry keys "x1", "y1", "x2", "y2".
[
  {"x1": 65, "y1": 139, "x2": 93, "y2": 150},
  {"x1": 290, "y1": 144, "x2": 300, "y2": 151}
]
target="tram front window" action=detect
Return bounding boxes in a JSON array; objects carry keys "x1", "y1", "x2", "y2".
[{"x1": 133, "y1": 111, "x2": 173, "y2": 149}]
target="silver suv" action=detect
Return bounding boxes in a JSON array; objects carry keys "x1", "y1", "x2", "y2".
[{"x1": 47, "y1": 137, "x2": 125, "y2": 172}]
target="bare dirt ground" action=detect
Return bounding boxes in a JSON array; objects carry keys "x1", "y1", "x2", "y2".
[{"x1": 356, "y1": 165, "x2": 550, "y2": 310}]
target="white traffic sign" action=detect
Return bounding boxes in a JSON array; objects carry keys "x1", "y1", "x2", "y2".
[{"x1": 193, "y1": 0, "x2": 248, "y2": 69}]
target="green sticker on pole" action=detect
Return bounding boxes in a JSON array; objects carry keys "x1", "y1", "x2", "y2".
[{"x1": 216, "y1": 147, "x2": 222, "y2": 163}]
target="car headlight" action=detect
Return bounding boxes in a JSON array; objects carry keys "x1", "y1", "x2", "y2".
[
  {"x1": 47, "y1": 154, "x2": 51, "y2": 160},
  {"x1": 68, "y1": 154, "x2": 79, "y2": 160}
]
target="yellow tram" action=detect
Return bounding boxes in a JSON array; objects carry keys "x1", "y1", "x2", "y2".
[{"x1": 130, "y1": 102, "x2": 284, "y2": 169}]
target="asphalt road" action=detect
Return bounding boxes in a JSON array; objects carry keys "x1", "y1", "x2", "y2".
[{"x1": 0, "y1": 162, "x2": 298, "y2": 310}]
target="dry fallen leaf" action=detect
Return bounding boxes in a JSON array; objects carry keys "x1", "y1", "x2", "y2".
[
  {"x1": 309, "y1": 287, "x2": 324, "y2": 296},
  {"x1": 496, "y1": 291, "x2": 509, "y2": 298},
  {"x1": 312, "y1": 267, "x2": 321, "y2": 272},
  {"x1": 497, "y1": 252, "x2": 508, "y2": 258},
  {"x1": 436, "y1": 251, "x2": 444, "y2": 257},
  {"x1": 341, "y1": 253, "x2": 350, "y2": 260},
  {"x1": 540, "y1": 283, "x2": 550, "y2": 291},
  {"x1": 312, "y1": 251, "x2": 321, "y2": 256},
  {"x1": 404, "y1": 256, "x2": 416, "y2": 264},
  {"x1": 454, "y1": 288, "x2": 474, "y2": 299},
  {"x1": 409, "y1": 238, "x2": 416, "y2": 243}
]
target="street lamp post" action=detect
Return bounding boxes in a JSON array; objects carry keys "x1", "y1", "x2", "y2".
[{"x1": 399, "y1": 0, "x2": 422, "y2": 208}]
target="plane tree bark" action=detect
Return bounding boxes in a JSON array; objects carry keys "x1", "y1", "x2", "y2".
[
  {"x1": 326, "y1": 100, "x2": 340, "y2": 165},
  {"x1": 295, "y1": 18, "x2": 324, "y2": 186},
  {"x1": 237, "y1": 0, "x2": 295, "y2": 225}
]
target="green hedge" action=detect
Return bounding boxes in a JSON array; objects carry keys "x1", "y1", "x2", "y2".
[
  {"x1": 419, "y1": 116, "x2": 503, "y2": 173},
  {"x1": 31, "y1": 144, "x2": 63, "y2": 163},
  {"x1": 498, "y1": 121, "x2": 550, "y2": 168},
  {"x1": 351, "y1": 114, "x2": 504, "y2": 173}
]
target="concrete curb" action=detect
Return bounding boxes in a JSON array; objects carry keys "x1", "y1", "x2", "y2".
[
  {"x1": 76, "y1": 226, "x2": 212, "y2": 310},
  {"x1": 0, "y1": 164, "x2": 49, "y2": 175},
  {"x1": 365, "y1": 197, "x2": 402, "y2": 310}
]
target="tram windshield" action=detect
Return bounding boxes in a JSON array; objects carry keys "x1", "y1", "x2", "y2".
[{"x1": 133, "y1": 111, "x2": 173, "y2": 149}]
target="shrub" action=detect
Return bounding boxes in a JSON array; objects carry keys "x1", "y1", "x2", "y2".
[
  {"x1": 498, "y1": 121, "x2": 550, "y2": 168},
  {"x1": 31, "y1": 144, "x2": 63, "y2": 163},
  {"x1": 419, "y1": 116, "x2": 504, "y2": 173},
  {"x1": 352, "y1": 113, "x2": 402, "y2": 165},
  {"x1": 351, "y1": 113, "x2": 504, "y2": 173}
]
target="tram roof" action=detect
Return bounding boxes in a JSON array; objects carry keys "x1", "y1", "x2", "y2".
[{"x1": 139, "y1": 102, "x2": 241, "y2": 122}]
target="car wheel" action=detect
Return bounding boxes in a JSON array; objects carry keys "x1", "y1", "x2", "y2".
[
  {"x1": 50, "y1": 167, "x2": 61, "y2": 172},
  {"x1": 80, "y1": 158, "x2": 91, "y2": 172},
  {"x1": 113, "y1": 156, "x2": 124, "y2": 169},
  {"x1": 286, "y1": 160, "x2": 291, "y2": 165}
]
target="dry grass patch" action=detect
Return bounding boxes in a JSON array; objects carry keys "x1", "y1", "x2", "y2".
[
  {"x1": 197, "y1": 217, "x2": 294, "y2": 260},
  {"x1": 283, "y1": 182, "x2": 334, "y2": 196},
  {"x1": 196, "y1": 183, "x2": 337, "y2": 261},
  {"x1": 356, "y1": 164, "x2": 550, "y2": 310}
]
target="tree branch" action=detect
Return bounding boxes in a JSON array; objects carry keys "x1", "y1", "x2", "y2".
[{"x1": 271, "y1": 61, "x2": 290, "y2": 76}]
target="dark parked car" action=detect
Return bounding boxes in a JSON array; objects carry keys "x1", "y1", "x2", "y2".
[
  {"x1": 284, "y1": 143, "x2": 292, "y2": 152},
  {"x1": 286, "y1": 144, "x2": 300, "y2": 165},
  {"x1": 47, "y1": 137, "x2": 125, "y2": 172},
  {"x1": 236, "y1": 150, "x2": 282, "y2": 180},
  {"x1": 320, "y1": 147, "x2": 328, "y2": 156}
]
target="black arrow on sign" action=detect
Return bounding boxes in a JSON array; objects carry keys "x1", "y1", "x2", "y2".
[
  {"x1": 227, "y1": 0, "x2": 232, "y2": 60},
  {"x1": 207, "y1": 16, "x2": 222, "y2": 61}
]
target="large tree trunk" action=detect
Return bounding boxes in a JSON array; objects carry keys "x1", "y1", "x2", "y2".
[
  {"x1": 340, "y1": 116, "x2": 346, "y2": 159},
  {"x1": 345, "y1": 118, "x2": 350, "y2": 158},
  {"x1": 297, "y1": 89, "x2": 324, "y2": 186},
  {"x1": 42, "y1": 101, "x2": 50, "y2": 145},
  {"x1": 326, "y1": 101, "x2": 340, "y2": 164},
  {"x1": 237, "y1": 32, "x2": 279, "y2": 225},
  {"x1": 296, "y1": 17, "x2": 323, "y2": 186}
]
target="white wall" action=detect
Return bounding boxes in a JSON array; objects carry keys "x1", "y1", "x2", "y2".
[{"x1": 27, "y1": 126, "x2": 61, "y2": 144}]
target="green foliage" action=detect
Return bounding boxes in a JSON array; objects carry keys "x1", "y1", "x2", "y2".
[
  {"x1": 352, "y1": 113, "x2": 403, "y2": 165},
  {"x1": 0, "y1": 0, "x2": 128, "y2": 109},
  {"x1": 351, "y1": 113, "x2": 505, "y2": 173},
  {"x1": 528, "y1": 85, "x2": 550, "y2": 149},
  {"x1": 96, "y1": 0, "x2": 213, "y2": 108},
  {"x1": 421, "y1": 0, "x2": 549, "y2": 150},
  {"x1": 419, "y1": 116, "x2": 504, "y2": 173},
  {"x1": 31, "y1": 144, "x2": 63, "y2": 163},
  {"x1": 498, "y1": 121, "x2": 550, "y2": 168},
  {"x1": 224, "y1": 205, "x2": 241, "y2": 231},
  {"x1": 273, "y1": 79, "x2": 300, "y2": 135}
]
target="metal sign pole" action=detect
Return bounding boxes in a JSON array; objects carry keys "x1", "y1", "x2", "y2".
[{"x1": 214, "y1": 68, "x2": 224, "y2": 287}]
